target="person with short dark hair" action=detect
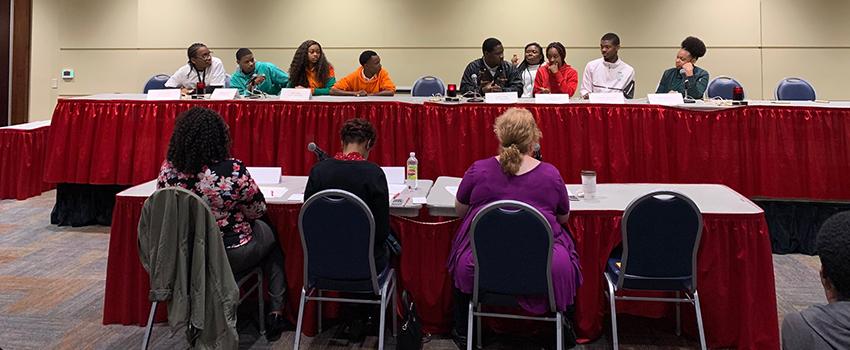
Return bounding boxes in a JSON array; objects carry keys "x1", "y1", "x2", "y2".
[
  {"x1": 580, "y1": 33, "x2": 635, "y2": 99},
  {"x1": 516, "y1": 42, "x2": 545, "y2": 98},
  {"x1": 165, "y1": 43, "x2": 227, "y2": 93},
  {"x1": 230, "y1": 48, "x2": 289, "y2": 96},
  {"x1": 330, "y1": 50, "x2": 396, "y2": 96},
  {"x1": 533, "y1": 42, "x2": 579, "y2": 97},
  {"x1": 781, "y1": 212, "x2": 850, "y2": 349},
  {"x1": 157, "y1": 107, "x2": 291, "y2": 342},
  {"x1": 655, "y1": 36, "x2": 709, "y2": 99},
  {"x1": 459, "y1": 37, "x2": 523, "y2": 97},
  {"x1": 287, "y1": 40, "x2": 336, "y2": 96},
  {"x1": 303, "y1": 118, "x2": 400, "y2": 344}
]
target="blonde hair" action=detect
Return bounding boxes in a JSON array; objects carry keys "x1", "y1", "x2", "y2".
[{"x1": 494, "y1": 108, "x2": 542, "y2": 175}]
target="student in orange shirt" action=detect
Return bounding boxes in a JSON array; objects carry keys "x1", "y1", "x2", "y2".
[{"x1": 331, "y1": 50, "x2": 396, "y2": 97}]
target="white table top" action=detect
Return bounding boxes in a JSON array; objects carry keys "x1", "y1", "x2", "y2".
[
  {"x1": 426, "y1": 176, "x2": 762, "y2": 217},
  {"x1": 69, "y1": 93, "x2": 850, "y2": 110},
  {"x1": 118, "y1": 176, "x2": 433, "y2": 217},
  {"x1": 0, "y1": 120, "x2": 51, "y2": 131}
]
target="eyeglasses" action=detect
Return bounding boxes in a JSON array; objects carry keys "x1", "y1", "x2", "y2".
[{"x1": 195, "y1": 51, "x2": 213, "y2": 59}]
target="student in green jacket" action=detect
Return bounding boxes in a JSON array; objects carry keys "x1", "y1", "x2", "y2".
[
  {"x1": 230, "y1": 48, "x2": 289, "y2": 96},
  {"x1": 287, "y1": 40, "x2": 336, "y2": 96},
  {"x1": 656, "y1": 36, "x2": 709, "y2": 99}
]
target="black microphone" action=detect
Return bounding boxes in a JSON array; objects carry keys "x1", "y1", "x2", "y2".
[
  {"x1": 533, "y1": 143, "x2": 542, "y2": 161},
  {"x1": 679, "y1": 68, "x2": 690, "y2": 99},
  {"x1": 307, "y1": 142, "x2": 329, "y2": 161}
]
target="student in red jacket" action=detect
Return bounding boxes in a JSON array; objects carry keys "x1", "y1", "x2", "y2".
[{"x1": 533, "y1": 42, "x2": 578, "y2": 97}]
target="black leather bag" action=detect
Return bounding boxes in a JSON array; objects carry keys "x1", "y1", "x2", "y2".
[{"x1": 397, "y1": 291, "x2": 423, "y2": 350}]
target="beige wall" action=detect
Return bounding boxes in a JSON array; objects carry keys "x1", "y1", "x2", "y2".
[{"x1": 28, "y1": 0, "x2": 850, "y2": 121}]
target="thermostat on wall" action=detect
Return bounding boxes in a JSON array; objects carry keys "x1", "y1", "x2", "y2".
[{"x1": 61, "y1": 69, "x2": 74, "y2": 80}]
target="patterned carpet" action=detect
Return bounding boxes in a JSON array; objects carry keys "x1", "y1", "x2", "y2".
[{"x1": 0, "y1": 191, "x2": 824, "y2": 350}]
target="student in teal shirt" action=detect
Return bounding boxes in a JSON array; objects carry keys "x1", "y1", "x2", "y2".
[
  {"x1": 230, "y1": 48, "x2": 289, "y2": 96},
  {"x1": 656, "y1": 36, "x2": 709, "y2": 99}
]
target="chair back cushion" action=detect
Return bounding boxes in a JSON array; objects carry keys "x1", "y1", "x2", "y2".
[
  {"x1": 706, "y1": 77, "x2": 743, "y2": 99},
  {"x1": 620, "y1": 191, "x2": 702, "y2": 289},
  {"x1": 470, "y1": 200, "x2": 554, "y2": 308},
  {"x1": 776, "y1": 78, "x2": 816, "y2": 101},
  {"x1": 411, "y1": 76, "x2": 446, "y2": 97},
  {"x1": 299, "y1": 189, "x2": 377, "y2": 291},
  {"x1": 143, "y1": 74, "x2": 171, "y2": 93}
]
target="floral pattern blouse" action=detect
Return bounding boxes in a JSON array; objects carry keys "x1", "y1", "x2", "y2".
[{"x1": 156, "y1": 158, "x2": 267, "y2": 249}]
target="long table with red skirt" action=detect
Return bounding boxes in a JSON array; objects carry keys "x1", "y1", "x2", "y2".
[
  {"x1": 46, "y1": 96, "x2": 850, "y2": 201},
  {"x1": 105, "y1": 184, "x2": 778, "y2": 349},
  {"x1": 0, "y1": 120, "x2": 54, "y2": 200}
]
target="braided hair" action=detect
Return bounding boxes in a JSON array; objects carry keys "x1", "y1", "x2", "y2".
[
  {"x1": 340, "y1": 118, "x2": 377, "y2": 148},
  {"x1": 166, "y1": 107, "x2": 231, "y2": 174},
  {"x1": 186, "y1": 43, "x2": 207, "y2": 78},
  {"x1": 517, "y1": 42, "x2": 544, "y2": 72}
]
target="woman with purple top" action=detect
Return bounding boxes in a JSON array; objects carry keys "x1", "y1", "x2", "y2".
[{"x1": 447, "y1": 108, "x2": 582, "y2": 349}]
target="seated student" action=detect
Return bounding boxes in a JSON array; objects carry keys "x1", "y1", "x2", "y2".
[
  {"x1": 516, "y1": 42, "x2": 545, "y2": 98},
  {"x1": 655, "y1": 36, "x2": 709, "y2": 99},
  {"x1": 304, "y1": 118, "x2": 400, "y2": 344},
  {"x1": 533, "y1": 42, "x2": 579, "y2": 97},
  {"x1": 165, "y1": 43, "x2": 227, "y2": 93},
  {"x1": 447, "y1": 108, "x2": 581, "y2": 348},
  {"x1": 230, "y1": 48, "x2": 289, "y2": 96},
  {"x1": 781, "y1": 212, "x2": 850, "y2": 349},
  {"x1": 287, "y1": 40, "x2": 336, "y2": 96},
  {"x1": 580, "y1": 33, "x2": 636, "y2": 99},
  {"x1": 330, "y1": 51, "x2": 396, "y2": 96},
  {"x1": 460, "y1": 37, "x2": 523, "y2": 97},
  {"x1": 156, "y1": 107, "x2": 290, "y2": 342}
]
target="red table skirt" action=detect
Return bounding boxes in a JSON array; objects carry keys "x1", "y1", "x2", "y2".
[
  {"x1": 104, "y1": 197, "x2": 778, "y2": 349},
  {"x1": 0, "y1": 126, "x2": 54, "y2": 200},
  {"x1": 47, "y1": 99, "x2": 850, "y2": 201}
]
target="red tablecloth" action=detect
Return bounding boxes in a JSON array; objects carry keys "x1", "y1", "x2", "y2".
[
  {"x1": 47, "y1": 99, "x2": 850, "y2": 201},
  {"x1": 104, "y1": 196, "x2": 778, "y2": 349},
  {"x1": 0, "y1": 125, "x2": 54, "y2": 199}
]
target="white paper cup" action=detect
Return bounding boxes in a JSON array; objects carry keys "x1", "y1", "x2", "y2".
[{"x1": 581, "y1": 170, "x2": 597, "y2": 199}]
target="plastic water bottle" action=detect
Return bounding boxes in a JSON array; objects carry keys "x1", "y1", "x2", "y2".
[{"x1": 406, "y1": 152, "x2": 418, "y2": 188}]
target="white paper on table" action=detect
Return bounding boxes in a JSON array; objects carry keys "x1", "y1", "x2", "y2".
[
  {"x1": 246, "y1": 167, "x2": 281, "y2": 184},
  {"x1": 485, "y1": 92, "x2": 519, "y2": 104},
  {"x1": 589, "y1": 92, "x2": 625, "y2": 104},
  {"x1": 381, "y1": 167, "x2": 405, "y2": 185},
  {"x1": 260, "y1": 187, "x2": 287, "y2": 198},
  {"x1": 209, "y1": 88, "x2": 238, "y2": 100},
  {"x1": 279, "y1": 88, "x2": 312, "y2": 101},
  {"x1": 388, "y1": 184, "x2": 408, "y2": 199},
  {"x1": 647, "y1": 93, "x2": 685, "y2": 106},
  {"x1": 412, "y1": 197, "x2": 427, "y2": 204},
  {"x1": 287, "y1": 193, "x2": 304, "y2": 202},
  {"x1": 535, "y1": 94, "x2": 570, "y2": 104},
  {"x1": 445, "y1": 186, "x2": 459, "y2": 198},
  {"x1": 146, "y1": 89, "x2": 181, "y2": 101},
  {"x1": 565, "y1": 184, "x2": 579, "y2": 201}
]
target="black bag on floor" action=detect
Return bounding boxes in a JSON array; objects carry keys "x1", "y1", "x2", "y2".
[{"x1": 397, "y1": 291, "x2": 423, "y2": 350}]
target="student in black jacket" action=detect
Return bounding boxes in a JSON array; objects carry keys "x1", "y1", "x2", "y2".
[{"x1": 460, "y1": 37, "x2": 524, "y2": 97}]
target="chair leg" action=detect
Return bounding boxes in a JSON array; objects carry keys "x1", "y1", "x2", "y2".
[
  {"x1": 378, "y1": 276, "x2": 391, "y2": 350},
  {"x1": 317, "y1": 290, "x2": 322, "y2": 334},
  {"x1": 693, "y1": 290, "x2": 707, "y2": 350},
  {"x1": 675, "y1": 291, "x2": 681, "y2": 336},
  {"x1": 466, "y1": 302, "x2": 474, "y2": 350},
  {"x1": 606, "y1": 278, "x2": 619, "y2": 350},
  {"x1": 476, "y1": 304, "x2": 482, "y2": 349},
  {"x1": 141, "y1": 301, "x2": 158, "y2": 350},
  {"x1": 293, "y1": 288, "x2": 308, "y2": 350},
  {"x1": 258, "y1": 271, "x2": 265, "y2": 335},
  {"x1": 556, "y1": 312, "x2": 564, "y2": 350}
]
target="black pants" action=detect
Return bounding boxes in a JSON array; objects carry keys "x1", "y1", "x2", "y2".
[{"x1": 225, "y1": 219, "x2": 286, "y2": 311}]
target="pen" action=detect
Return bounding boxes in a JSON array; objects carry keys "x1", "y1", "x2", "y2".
[
  {"x1": 402, "y1": 197, "x2": 410, "y2": 206},
  {"x1": 392, "y1": 191, "x2": 401, "y2": 200}
]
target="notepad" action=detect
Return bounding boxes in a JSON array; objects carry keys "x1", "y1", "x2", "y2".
[
  {"x1": 565, "y1": 184, "x2": 579, "y2": 201},
  {"x1": 445, "y1": 186, "x2": 459, "y2": 197},
  {"x1": 260, "y1": 187, "x2": 287, "y2": 198}
]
